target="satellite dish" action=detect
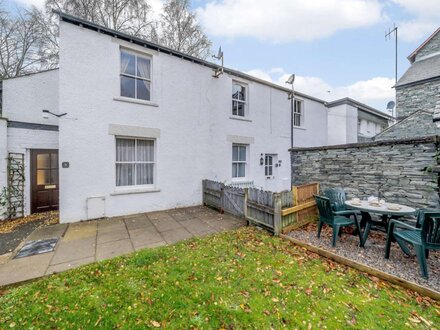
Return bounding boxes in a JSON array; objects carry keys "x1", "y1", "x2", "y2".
[
  {"x1": 386, "y1": 101, "x2": 395, "y2": 110},
  {"x1": 212, "y1": 46, "x2": 223, "y2": 60},
  {"x1": 212, "y1": 46, "x2": 224, "y2": 78}
]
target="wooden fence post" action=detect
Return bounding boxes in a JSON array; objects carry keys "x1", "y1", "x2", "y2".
[
  {"x1": 220, "y1": 184, "x2": 225, "y2": 214},
  {"x1": 243, "y1": 188, "x2": 248, "y2": 223},
  {"x1": 274, "y1": 193, "x2": 282, "y2": 236}
]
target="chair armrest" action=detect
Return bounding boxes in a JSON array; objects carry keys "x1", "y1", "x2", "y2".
[
  {"x1": 334, "y1": 210, "x2": 361, "y2": 216},
  {"x1": 388, "y1": 219, "x2": 420, "y2": 231}
]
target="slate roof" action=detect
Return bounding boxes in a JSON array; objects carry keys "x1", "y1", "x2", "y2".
[{"x1": 396, "y1": 54, "x2": 440, "y2": 87}]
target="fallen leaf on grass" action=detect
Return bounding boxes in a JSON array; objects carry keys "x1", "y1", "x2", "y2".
[{"x1": 151, "y1": 320, "x2": 161, "y2": 328}]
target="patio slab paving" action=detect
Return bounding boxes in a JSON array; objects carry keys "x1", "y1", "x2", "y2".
[{"x1": 0, "y1": 206, "x2": 246, "y2": 287}]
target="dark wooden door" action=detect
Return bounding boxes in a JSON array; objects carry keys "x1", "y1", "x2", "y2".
[{"x1": 31, "y1": 149, "x2": 59, "y2": 214}]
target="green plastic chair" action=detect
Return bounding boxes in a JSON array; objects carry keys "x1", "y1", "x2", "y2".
[
  {"x1": 322, "y1": 188, "x2": 361, "y2": 217},
  {"x1": 385, "y1": 211, "x2": 440, "y2": 278},
  {"x1": 314, "y1": 195, "x2": 363, "y2": 247}
]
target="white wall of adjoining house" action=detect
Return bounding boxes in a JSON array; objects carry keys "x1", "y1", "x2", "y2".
[
  {"x1": 327, "y1": 105, "x2": 358, "y2": 145},
  {"x1": 7, "y1": 128, "x2": 59, "y2": 215},
  {"x1": 58, "y1": 22, "x2": 331, "y2": 222},
  {"x1": 3, "y1": 70, "x2": 59, "y2": 125},
  {"x1": 0, "y1": 119, "x2": 7, "y2": 219}
]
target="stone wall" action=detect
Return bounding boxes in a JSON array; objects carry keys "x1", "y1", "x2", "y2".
[
  {"x1": 375, "y1": 110, "x2": 440, "y2": 141},
  {"x1": 396, "y1": 78, "x2": 440, "y2": 119},
  {"x1": 291, "y1": 136, "x2": 440, "y2": 209},
  {"x1": 415, "y1": 31, "x2": 440, "y2": 61}
]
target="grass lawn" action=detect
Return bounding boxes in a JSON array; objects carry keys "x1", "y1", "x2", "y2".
[{"x1": 1, "y1": 227, "x2": 438, "y2": 329}]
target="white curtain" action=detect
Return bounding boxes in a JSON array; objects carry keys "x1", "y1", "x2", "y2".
[
  {"x1": 121, "y1": 51, "x2": 132, "y2": 74},
  {"x1": 116, "y1": 139, "x2": 135, "y2": 186},
  {"x1": 137, "y1": 57, "x2": 151, "y2": 100},
  {"x1": 116, "y1": 139, "x2": 154, "y2": 186}
]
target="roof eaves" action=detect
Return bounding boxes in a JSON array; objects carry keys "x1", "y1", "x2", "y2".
[
  {"x1": 407, "y1": 27, "x2": 440, "y2": 63},
  {"x1": 55, "y1": 11, "x2": 329, "y2": 104},
  {"x1": 326, "y1": 97, "x2": 392, "y2": 119}
]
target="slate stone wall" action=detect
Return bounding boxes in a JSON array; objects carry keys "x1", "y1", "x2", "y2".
[
  {"x1": 375, "y1": 110, "x2": 440, "y2": 141},
  {"x1": 396, "y1": 79, "x2": 440, "y2": 119},
  {"x1": 415, "y1": 32, "x2": 440, "y2": 61},
  {"x1": 291, "y1": 136, "x2": 440, "y2": 209}
]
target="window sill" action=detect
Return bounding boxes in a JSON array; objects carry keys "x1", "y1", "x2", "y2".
[
  {"x1": 293, "y1": 126, "x2": 306, "y2": 131},
  {"x1": 113, "y1": 96, "x2": 159, "y2": 107},
  {"x1": 229, "y1": 116, "x2": 252, "y2": 122},
  {"x1": 110, "y1": 187, "x2": 161, "y2": 196}
]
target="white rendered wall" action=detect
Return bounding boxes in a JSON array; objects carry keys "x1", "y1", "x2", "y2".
[
  {"x1": 58, "y1": 22, "x2": 330, "y2": 222},
  {"x1": 0, "y1": 119, "x2": 7, "y2": 219},
  {"x1": 3, "y1": 70, "x2": 59, "y2": 125},
  {"x1": 327, "y1": 104, "x2": 358, "y2": 145},
  {"x1": 2, "y1": 70, "x2": 60, "y2": 216}
]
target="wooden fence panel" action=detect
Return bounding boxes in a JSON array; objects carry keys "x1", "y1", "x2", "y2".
[{"x1": 202, "y1": 180, "x2": 318, "y2": 235}]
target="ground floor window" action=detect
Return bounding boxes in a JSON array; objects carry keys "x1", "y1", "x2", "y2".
[
  {"x1": 116, "y1": 138, "x2": 155, "y2": 186},
  {"x1": 232, "y1": 144, "x2": 247, "y2": 178}
]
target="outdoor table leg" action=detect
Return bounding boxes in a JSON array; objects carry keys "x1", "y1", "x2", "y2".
[{"x1": 361, "y1": 211, "x2": 372, "y2": 245}]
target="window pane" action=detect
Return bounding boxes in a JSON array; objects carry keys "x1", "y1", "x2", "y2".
[
  {"x1": 237, "y1": 102, "x2": 245, "y2": 116},
  {"x1": 136, "y1": 79, "x2": 151, "y2": 101},
  {"x1": 232, "y1": 163, "x2": 238, "y2": 177},
  {"x1": 237, "y1": 163, "x2": 245, "y2": 177},
  {"x1": 238, "y1": 146, "x2": 246, "y2": 161},
  {"x1": 121, "y1": 76, "x2": 136, "y2": 98},
  {"x1": 116, "y1": 139, "x2": 135, "y2": 162},
  {"x1": 232, "y1": 146, "x2": 239, "y2": 161},
  {"x1": 121, "y1": 51, "x2": 135, "y2": 75},
  {"x1": 136, "y1": 164, "x2": 154, "y2": 185},
  {"x1": 137, "y1": 140, "x2": 154, "y2": 161},
  {"x1": 37, "y1": 154, "x2": 50, "y2": 169},
  {"x1": 294, "y1": 114, "x2": 301, "y2": 127},
  {"x1": 116, "y1": 164, "x2": 135, "y2": 186},
  {"x1": 37, "y1": 170, "x2": 50, "y2": 185},
  {"x1": 137, "y1": 57, "x2": 151, "y2": 79},
  {"x1": 232, "y1": 100, "x2": 238, "y2": 116},
  {"x1": 232, "y1": 83, "x2": 245, "y2": 101},
  {"x1": 295, "y1": 101, "x2": 301, "y2": 114}
]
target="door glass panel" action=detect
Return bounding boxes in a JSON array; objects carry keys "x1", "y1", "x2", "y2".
[
  {"x1": 37, "y1": 169, "x2": 50, "y2": 185},
  {"x1": 37, "y1": 154, "x2": 50, "y2": 169},
  {"x1": 51, "y1": 153, "x2": 58, "y2": 168},
  {"x1": 50, "y1": 169, "x2": 58, "y2": 185}
]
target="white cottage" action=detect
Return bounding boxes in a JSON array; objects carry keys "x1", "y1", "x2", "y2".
[{"x1": 0, "y1": 12, "x2": 391, "y2": 223}]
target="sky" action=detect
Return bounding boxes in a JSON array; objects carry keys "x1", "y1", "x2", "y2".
[{"x1": 7, "y1": 0, "x2": 440, "y2": 111}]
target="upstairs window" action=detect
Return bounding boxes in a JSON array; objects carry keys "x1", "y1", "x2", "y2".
[
  {"x1": 232, "y1": 82, "x2": 247, "y2": 117},
  {"x1": 293, "y1": 100, "x2": 303, "y2": 127},
  {"x1": 232, "y1": 144, "x2": 247, "y2": 178},
  {"x1": 120, "y1": 49, "x2": 151, "y2": 101}
]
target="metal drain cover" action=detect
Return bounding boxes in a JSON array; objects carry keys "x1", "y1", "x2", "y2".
[{"x1": 15, "y1": 238, "x2": 58, "y2": 259}]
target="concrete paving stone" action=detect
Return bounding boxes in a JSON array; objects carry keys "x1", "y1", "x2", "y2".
[
  {"x1": 0, "y1": 252, "x2": 12, "y2": 265},
  {"x1": 46, "y1": 256, "x2": 95, "y2": 275},
  {"x1": 134, "y1": 241, "x2": 167, "y2": 252},
  {"x1": 124, "y1": 216, "x2": 154, "y2": 231},
  {"x1": 51, "y1": 236, "x2": 96, "y2": 265},
  {"x1": 25, "y1": 223, "x2": 68, "y2": 242},
  {"x1": 0, "y1": 252, "x2": 53, "y2": 286},
  {"x1": 63, "y1": 221, "x2": 97, "y2": 241},
  {"x1": 129, "y1": 227, "x2": 164, "y2": 249},
  {"x1": 152, "y1": 217, "x2": 183, "y2": 233},
  {"x1": 180, "y1": 218, "x2": 213, "y2": 234},
  {"x1": 161, "y1": 227, "x2": 193, "y2": 244},
  {"x1": 96, "y1": 239, "x2": 134, "y2": 261},
  {"x1": 97, "y1": 228, "x2": 129, "y2": 244},
  {"x1": 146, "y1": 211, "x2": 174, "y2": 220}
]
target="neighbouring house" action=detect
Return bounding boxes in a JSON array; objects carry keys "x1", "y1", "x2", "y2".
[
  {"x1": 375, "y1": 27, "x2": 440, "y2": 141},
  {"x1": 0, "y1": 12, "x2": 390, "y2": 223}
]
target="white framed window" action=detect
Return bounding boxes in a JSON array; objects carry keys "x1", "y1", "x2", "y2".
[
  {"x1": 264, "y1": 155, "x2": 273, "y2": 176},
  {"x1": 120, "y1": 49, "x2": 152, "y2": 101},
  {"x1": 293, "y1": 100, "x2": 303, "y2": 127},
  {"x1": 232, "y1": 82, "x2": 247, "y2": 117},
  {"x1": 232, "y1": 144, "x2": 247, "y2": 178},
  {"x1": 116, "y1": 138, "x2": 155, "y2": 187}
]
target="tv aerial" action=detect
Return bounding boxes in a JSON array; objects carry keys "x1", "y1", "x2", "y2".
[{"x1": 212, "y1": 46, "x2": 224, "y2": 78}]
